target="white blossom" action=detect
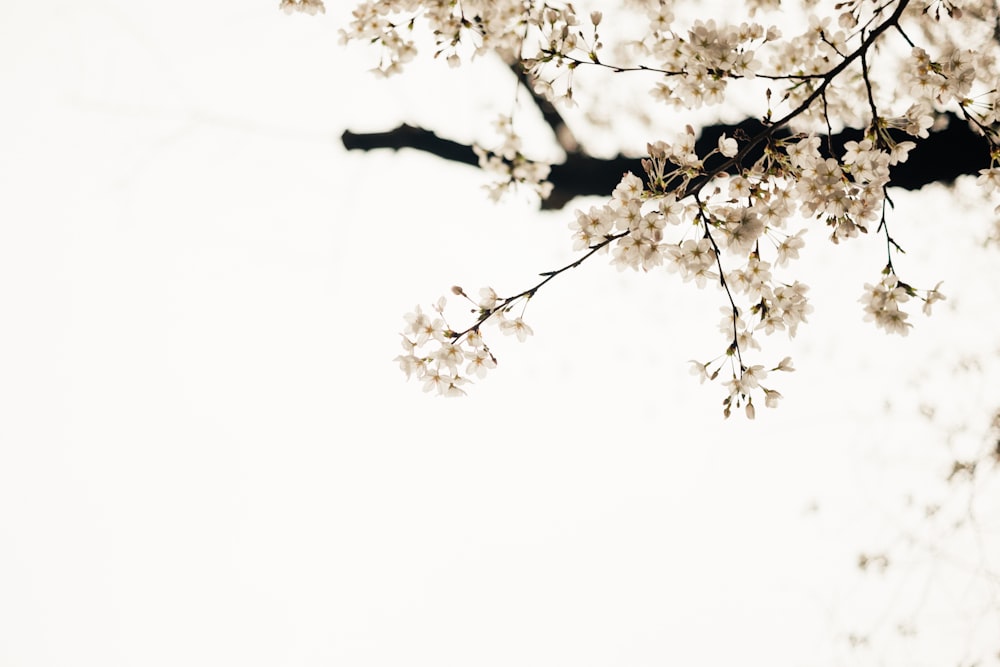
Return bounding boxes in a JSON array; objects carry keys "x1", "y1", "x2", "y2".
[{"x1": 718, "y1": 134, "x2": 739, "y2": 158}]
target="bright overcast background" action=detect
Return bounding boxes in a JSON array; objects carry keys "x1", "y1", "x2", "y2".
[{"x1": 1, "y1": 2, "x2": 999, "y2": 666}]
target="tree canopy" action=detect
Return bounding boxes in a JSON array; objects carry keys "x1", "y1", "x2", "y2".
[{"x1": 297, "y1": 0, "x2": 1000, "y2": 416}]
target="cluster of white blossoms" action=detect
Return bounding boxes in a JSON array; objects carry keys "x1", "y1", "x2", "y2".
[
  {"x1": 643, "y1": 19, "x2": 776, "y2": 109},
  {"x1": 395, "y1": 288, "x2": 534, "y2": 396},
  {"x1": 317, "y1": 0, "x2": 1000, "y2": 414},
  {"x1": 473, "y1": 115, "x2": 554, "y2": 202},
  {"x1": 860, "y1": 274, "x2": 945, "y2": 335},
  {"x1": 336, "y1": 0, "x2": 530, "y2": 74}
]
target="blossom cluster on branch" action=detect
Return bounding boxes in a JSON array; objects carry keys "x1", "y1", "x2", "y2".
[{"x1": 298, "y1": 0, "x2": 1000, "y2": 415}]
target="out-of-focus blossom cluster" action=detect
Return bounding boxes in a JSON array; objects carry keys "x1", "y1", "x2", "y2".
[
  {"x1": 279, "y1": 0, "x2": 325, "y2": 15},
  {"x1": 474, "y1": 116, "x2": 553, "y2": 202}
]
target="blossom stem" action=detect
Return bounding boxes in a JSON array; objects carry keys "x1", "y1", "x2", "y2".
[
  {"x1": 448, "y1": 231, "x2": 629, "y2": 341},
  {"x1": 694, "y1": 194, "x2": 745, "y2": 369}
]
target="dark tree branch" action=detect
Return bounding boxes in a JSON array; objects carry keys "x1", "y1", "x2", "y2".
[
  {"x1": 508, "y1": 61, "x2": 579, "y2": 154},
  {"x1": 341, "y1": 112, "x2": 989, "y2": 210},
  {"x1": 342, "y1": 124, "x2": 480, "y2": 167}
]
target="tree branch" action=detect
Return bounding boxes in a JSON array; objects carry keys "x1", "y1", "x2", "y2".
[
  {"x1": 342, "y1": 112, "x2": 988, "y2": 209},
  {"x1": 509, "y1": 61, "x2": 580, "y2": 154}
]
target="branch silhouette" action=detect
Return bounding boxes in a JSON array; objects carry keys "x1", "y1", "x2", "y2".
[{"x1": 342, "y1": 112, "x2": 987, "y2": 209}]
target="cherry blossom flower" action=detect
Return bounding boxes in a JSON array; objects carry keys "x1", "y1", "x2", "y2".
[
  {"x1": 718, "y1": 134, "x2": 738, "y2": 158},
  {"x1": 500, "y1": 316, "x2": 534, "y2": 342},
  {"x1": 922, "y1": 282, "x2": 947, "y2": 315},
  {"x1": 478, "y1": 288, "x2": 499, "y2": 311},
  {"x1": 861, "y1": 276, "x2": 914, "y2": 336},
  {"x1": 977, "y1": 167, "x2": 1000, "y2": 194}
]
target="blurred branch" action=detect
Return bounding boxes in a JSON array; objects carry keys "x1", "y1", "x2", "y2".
[
  {"x1": 341, "y1": 124, "x2": 479, "y2": 167},
  {"x1": 509, "y1": 61, "x2": 580, "y2": 154}
]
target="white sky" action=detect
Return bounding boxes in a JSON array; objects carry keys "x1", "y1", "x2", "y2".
[{"x1": 1, "y1": 2, "x2": 998, "y2": 666}]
